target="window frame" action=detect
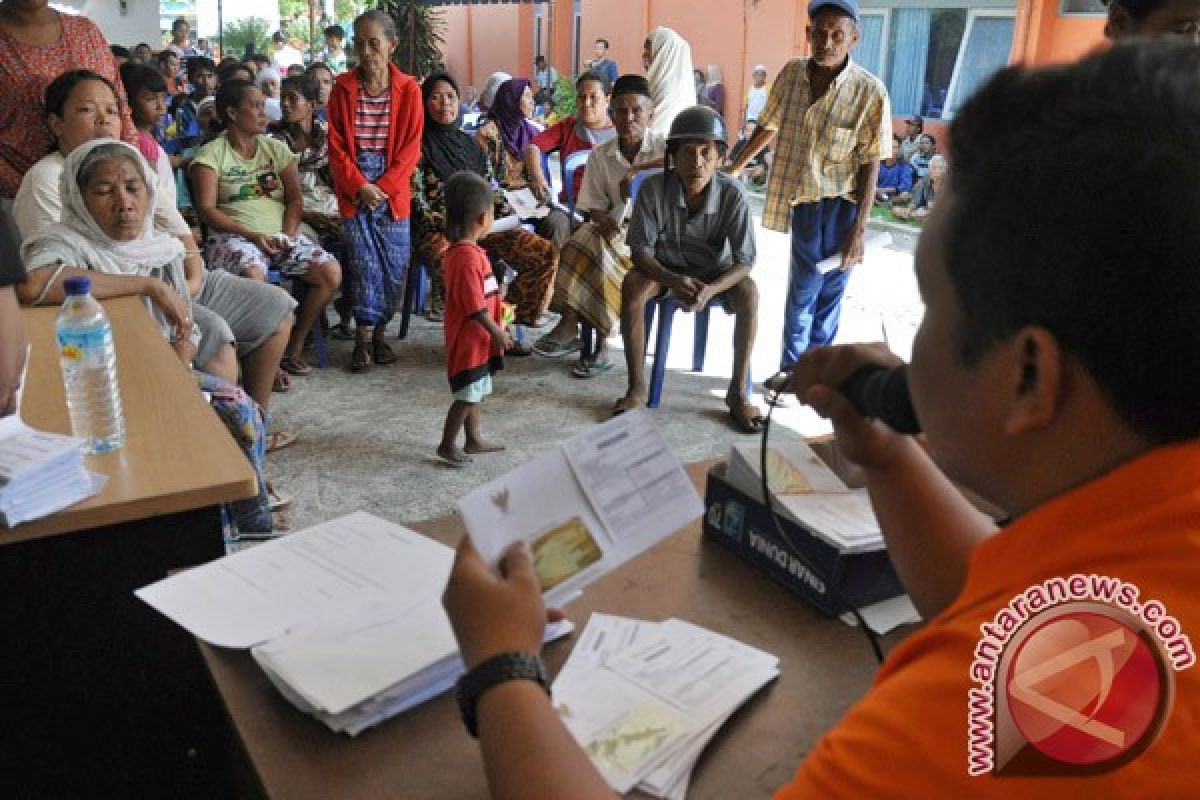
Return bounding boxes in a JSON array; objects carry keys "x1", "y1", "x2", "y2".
[
  {"x1": 942, "y1": 8, "x2": 1018, "y2": 118},
  {"x1": 856, "y1": 9, "x2": 892, "y2": 77},
  {"x1": 1059, "y1": 0, "x2": 1109, "y2": 17}
]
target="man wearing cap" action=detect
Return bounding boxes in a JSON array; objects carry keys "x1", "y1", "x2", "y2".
[
  {"x1": 728, "y1": 0, "x2": 891, "y2": 375},
  {"x1": 612, "y1": 105, "x2": 762, "y2": 432},
  {"x1": 899, "y1": 114, "x2": 924, "y2": 161}
]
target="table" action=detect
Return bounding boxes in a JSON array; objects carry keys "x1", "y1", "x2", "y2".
[
  {"x1": 1, "y1": 297, "x2": 258, "y2": 795},
  {"x1": 200, "y1": 462, "x2": 914, "y2": 800}
]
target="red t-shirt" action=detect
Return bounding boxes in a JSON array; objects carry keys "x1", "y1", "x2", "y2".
[
  {"x1": 532, "y1": 116, "x2": 614, "y2": 202},
  {"x1": 443, "y1": 241, "x2": 503, "y2": 390}
]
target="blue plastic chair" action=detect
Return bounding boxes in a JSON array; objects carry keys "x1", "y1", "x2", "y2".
[
  {"x1": 268, "y1": 268, "x2": 330, "y2": 368},
  {"x1": 562, "y1": 150, "x2": 590, "y2": 217},
  {"x1": 641, "y1": 295, "x2": 752, "y2": 409},
  {"x1": 397, "y1": 260, "x2": 429, "y2": 340}
]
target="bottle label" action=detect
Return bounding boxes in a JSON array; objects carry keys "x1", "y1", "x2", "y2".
[{"x1": 58, "y1": 327, "x2": 112, "y2": 369}]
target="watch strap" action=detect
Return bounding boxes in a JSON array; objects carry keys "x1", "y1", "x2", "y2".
[{"x1": 456, "y1": 650, "x2": 549, "y2": 738}]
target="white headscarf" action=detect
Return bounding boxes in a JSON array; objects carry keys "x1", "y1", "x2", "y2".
[
  {"x1": 479, "y1": 71, "x2": 512, "y2": 112},
  {"x1": 646, "y1": 27, "x2": 697, "y2": 135},
  {"x1": 21, "y1": 140, "x2": 191, "y2": 338}
]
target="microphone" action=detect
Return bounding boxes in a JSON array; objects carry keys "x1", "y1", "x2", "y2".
[
  {"x1": 839, "y1": 365, "x2": 921, "y2": 434},
  {"x1": 764, "y1": 365, "x2": 921, "y2": 433}
]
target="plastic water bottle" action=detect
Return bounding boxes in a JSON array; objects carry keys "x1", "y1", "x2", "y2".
[{"x1": 56, "y1": 276, "x2": 124, "y2": 454}]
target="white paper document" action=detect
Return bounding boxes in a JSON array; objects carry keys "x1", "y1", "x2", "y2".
[
  {"x1": 552, "y1": 614, "x2": 778, "y2": 796},
  {"x1": 504, "y1": 187, "x2": 551, "y2": 219},
  {"x1": 458, "y1": 410, "x2": 704, "y2": 606},
  {"x1": 815, "y1": 229, "x2": 893, "y2": 273}
]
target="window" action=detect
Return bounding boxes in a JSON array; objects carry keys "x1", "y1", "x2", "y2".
[
  {"x1": 1061, "y1": 0, "x2": 1108, "y2": 14},
  {"x1": 860, "y1": 2, "x2": 1015, "y2": 119}
]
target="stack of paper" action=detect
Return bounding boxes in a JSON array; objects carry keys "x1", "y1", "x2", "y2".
[
  {"x1": 458, "y1": 410, "x2": 705, "y2": 607},
  {"x1": 137, "y1": 511, "x2": 572, "y2": 735},
  {"x1": 553, "y1": 614, "x2": 779, "y2": 799},
  {"x1": 0, "y1": 396, "x2": 100, "y2": 528},
  {"x1": 726, "y1": 441, "x2": 884, "y2": 553}
]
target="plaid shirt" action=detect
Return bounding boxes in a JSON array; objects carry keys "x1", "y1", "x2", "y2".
[{"x1": 757, "y1": 58, "x2": 891, "y2": 232}]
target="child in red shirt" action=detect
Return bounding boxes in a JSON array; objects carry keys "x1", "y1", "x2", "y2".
[{"x1": 438, "y1": 172, "x2": 514, "y2": 466}]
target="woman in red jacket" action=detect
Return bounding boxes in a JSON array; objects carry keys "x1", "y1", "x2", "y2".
[{"x1": 327, "y1": 10, "x2": 423, "y2": 372}]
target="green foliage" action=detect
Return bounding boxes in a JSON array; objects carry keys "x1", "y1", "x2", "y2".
[
  {"x1": 222, "y1": 17, "x2": 271, "y2": 57},
  {"x1": 553, "y1": 73, "x2": 576, "y2": 117},
  {"x1": 374, "y1": 0, "x2": 446, "y2": 79}
]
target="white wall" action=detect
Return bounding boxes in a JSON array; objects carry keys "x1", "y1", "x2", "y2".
[{"x1": 56, "y1": 0, "x2": 162, "y2": 47}]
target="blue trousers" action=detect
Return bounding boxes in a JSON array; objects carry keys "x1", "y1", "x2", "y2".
[{"x1": 780, "y1": 198, "x2": 859, "y2": 370}]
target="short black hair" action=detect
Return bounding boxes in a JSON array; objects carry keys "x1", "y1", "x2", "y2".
[
  {"x1": 611, "y1": 74, "x2": 651, "y2": 101},
  {"x1": 157, "y1": 49, "x2": 178, "y2": 66},
  {"x1": 43, "y1": 69, "x2": 119, "y2": 119},
  {"x1": 306, "y1": 61, "x2": 333, "y2": 78},
  {"x1": 1102, "y1": 0, "x2": 1170, "y2": 19},
  {"x1": 280, "y1": 74, "x2": 318, "y2": 104},
  {"x1": 217, "y1": 59, "x2": 253, "y2": 84},
  {"x1": 595, "y1": 38, "x2": 610, "y2": 49},
  {"x1": 187, "y1": 56, "x2": 216, "y2": 82},
  {"x1": 444, "y1": 171, "x2": 493, "y2": 241},
  {"x1": 213, "y1": 79, "x2": 256, "y2": 127},
  {"x1": 575, "y1": 69, "x2": 611, "y2": 96},
  {"x1": 172, "y1": 17, "x2": 188, "y2": 33},
  {"x1": 110, "y1": 44, "x2": 130, "y2": 60},
  {"x1": 324, "y1": 24, "x2": 345, "y2": 39},
  {"x1": 945, "y1": 41, "x2": 1200, "y2": 442},
  {"x1": 119, "y1": 62, "x2": 167, "y2": 105},
  {"x1": 249, "y1": 53, "x2": 270, "y2": 67}
]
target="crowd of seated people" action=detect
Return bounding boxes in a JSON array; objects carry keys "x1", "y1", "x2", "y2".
[{"x1": 0, "y1": 0, "x2": 784, "y2": 527}]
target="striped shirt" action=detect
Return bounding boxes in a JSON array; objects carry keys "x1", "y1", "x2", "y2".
[
  {"x1": 626, "y1": 171, "x2": 756, "y2": 279},
  {"x1": 757, "y1": 58, "x2": 891, "y2": 232},
  {"x1": 354, "y1": 88, "x2": 391, "y2": 153}
]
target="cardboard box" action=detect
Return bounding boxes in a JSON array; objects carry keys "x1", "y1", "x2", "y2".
[{"x1": 702, "y1": 461, "x2": 905, "y2": 616}]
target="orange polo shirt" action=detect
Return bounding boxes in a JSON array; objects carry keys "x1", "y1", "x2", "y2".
[{"x1": 775, "y1": 441, "x2": 1200, "y2": 798}]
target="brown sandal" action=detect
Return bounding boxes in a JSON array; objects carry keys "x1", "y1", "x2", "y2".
[
  {"x1": 372, "y1": 340, "x2": 398, "y2": 365},
  {"x1": 350, "y1": 343, "x2": 371, "y2": 373}
]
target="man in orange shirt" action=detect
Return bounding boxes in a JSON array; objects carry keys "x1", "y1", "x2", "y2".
[{"x1": 440, "y1": 42, "x2": 1200, "y2": 798}]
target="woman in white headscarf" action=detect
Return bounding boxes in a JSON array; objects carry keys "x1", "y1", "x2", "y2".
[
  {"x1": 478, "y1": 71, "x2": 512, "y2": 113},
  {"x1": 17, "y1": 138, "x2": 281, "y2": 534},
  {"x1": 642, "y1": 27, "x2": 697, "y2": 135}
]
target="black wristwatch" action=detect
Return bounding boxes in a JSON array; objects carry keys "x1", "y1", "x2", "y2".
[{"x1": 456, "y1": 651, "x2": 549, "y2": 738}]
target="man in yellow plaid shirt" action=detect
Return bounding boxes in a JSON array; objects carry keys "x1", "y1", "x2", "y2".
[{"x1": 728, "y1": 0, "x2": 890, "y2": 372}]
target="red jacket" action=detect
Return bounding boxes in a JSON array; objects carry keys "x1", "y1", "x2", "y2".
[{"x1": 327, "y1": 63, "x2": 424, "y2": 220}]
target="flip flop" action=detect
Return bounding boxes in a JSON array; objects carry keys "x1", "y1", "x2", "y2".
[
  {"x1": 272, "y1": 369, "x2": 292, "y2": 393},
  {"x1": 373, "y1": 340, "x2": 398, "y2": 365},
  {"x1": 265, "y1": 482, "x2": 293, "y2": 512},
  {"x1": 533, "y1": 335, "x2": 582, "y2": 357},
  {"x1": 728, "y1": 402, "x2": 767, "y2": 434},
  {"x1": 280, "y1": 356, "x2": 312, "y2": 376},
  {"x1": 266, "y1": 430, "x2": 299, "y2": 453},
  {"x1": 611, "y1": 395, "x2": 644, "y2": 417},
  {"x1": 572, "y1": 356, "x2": 614, "y2": 379}
]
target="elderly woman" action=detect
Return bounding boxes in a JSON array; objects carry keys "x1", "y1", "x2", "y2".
[
  {"x1": 15, "y1": 139, "x2": 279, "y2": 532},
  {"x1": 257, "y1": 67, "x2": 284, "y2": 123},
  {"x1": 894, "y1": 154, "x2": 946, "y2": 221},
  {"x1": 477, "y1": 71, "x2": 511, "y2": 114},
  {"x1": 273, "y1": 74, "x2": 341, "y2": 243},
  {"x1": 0, "y1": 0, "x2": 136, "y2": 201},
  {"x1": 414, "y1": 71, "x2": 557, "y2": 336},
  {"x1": 191, "y1": 79, "x2": 343, "y2": 379},
  {"x1": 14, "y1": 69, "x2": 297, "y2": 418},
  {"x1": 327, "y1": 10, "x2": 423, "y2": 373},
  {"x1": 643, "y1": 27, "x2": 697, "y2": 135}
]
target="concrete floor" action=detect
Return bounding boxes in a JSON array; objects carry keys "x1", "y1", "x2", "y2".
[{"x1": 264, "y1": 206, "x2": 923, "y2": 533}]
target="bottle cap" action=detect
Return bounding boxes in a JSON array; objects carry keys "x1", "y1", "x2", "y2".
[{"x1": 63, "y1": 276, "x2": 92, "y2": 296}]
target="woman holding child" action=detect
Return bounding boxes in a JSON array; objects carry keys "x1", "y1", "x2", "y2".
[{"x1": 327, "y1": 10, "x2": 424, "y2": 373}]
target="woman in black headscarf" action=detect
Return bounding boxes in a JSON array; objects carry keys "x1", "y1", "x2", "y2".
[{"x1": 413, "y1": 72, "x2": 557, "y2": 333}]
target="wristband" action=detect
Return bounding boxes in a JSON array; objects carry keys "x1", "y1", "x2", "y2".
[{"x1": 456, "y1": 650, "x2": 549, "y2": 738}]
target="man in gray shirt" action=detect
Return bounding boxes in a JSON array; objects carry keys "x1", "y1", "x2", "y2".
[{"x1": 616, "y1": 106, "x2": 763, "y2": 432}]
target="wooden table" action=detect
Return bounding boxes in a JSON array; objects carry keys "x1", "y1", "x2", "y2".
[
  {"x1": 1, "y1": 297, "x2": 258, "y2": 795},
  {"x1": 200, "y1": 462, "x2": 913, "y2": 800}
]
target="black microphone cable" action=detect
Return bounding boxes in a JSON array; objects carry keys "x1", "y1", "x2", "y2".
[{"x1": 758, "y1": 392, "x2": 885, "y2": 664}]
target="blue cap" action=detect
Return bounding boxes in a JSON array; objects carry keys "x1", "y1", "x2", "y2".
[
  {"x1": 63, "y1": 276, "x2": 91, "y2": 296},
  {"x1": 808, "y1": 0, "x2": 859, "y2": 23}
]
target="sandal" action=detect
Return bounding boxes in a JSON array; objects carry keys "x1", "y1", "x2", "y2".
[
  {"x1": 728, "y1": 402, "x2": 766, "y2": 434},
  {"x1": 265, "y1": 481, "x2": 293, "y2": 511},
  {"x1": 572, "y1": 356, "x2": 614, "y2": 379},
  {"x1": 272, "y1": 369, "x2": 292, "y2": 393},
  {"x1": 350, "y1": 343, "x2": 372, "y2": 373},
  {"x1": 280, "y1": 356, "x2": 312, "y2": 376},
  {"x1": 372, "y1": 340, "x2": 398, "y2": 365},
  {"x1": 506, "y1": 342, "x2": 534, "y2": 357},
  {"x1": 533, "y1": 334, "x2": 582, "y2": 357},
  {"x1": 611, "y1": 394, "x2": 645, "y2": 417},
  {"x1": 266, "y1": 430, "x2": 299, "y2": 453}
]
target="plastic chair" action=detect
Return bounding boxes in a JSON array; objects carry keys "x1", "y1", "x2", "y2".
[
  {"x1": 562, "y1": 150, "x2": 590, "y2": 217},
  {"x1": 579, "y1": 168, "x2": 663, "y2": 362},
  {"x1": 268, "y1": 268, "x2": 330, "y2": 368},
  {"x1": 397, "y1": 260, "x2": 429, "y2": 340},
  {"x1": 642, "y1": 295, "x2": 753, "y2": 409}
]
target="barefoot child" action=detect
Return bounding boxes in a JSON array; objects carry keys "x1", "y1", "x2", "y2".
[{"x1": 438, "y1": 172, "x2": 513, "y2": 466}]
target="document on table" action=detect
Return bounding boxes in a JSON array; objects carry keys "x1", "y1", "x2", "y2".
[
  {"x1": 503, "y1": 187, "x2": 551, "y2": 219},
  {"x1": 552, "y1": 614, "x2": 779, "y2": 796},
  {"x1": 136, "y1": 511, "x2": 455, "y2": 649},
  {"x1": 457, "y1": 410, "x2": 703, "y2": 606}
]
